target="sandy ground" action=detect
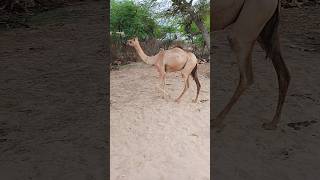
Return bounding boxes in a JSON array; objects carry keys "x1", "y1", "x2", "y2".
[
  {"x1": 213, "y1": 6, "x2": 320, "y2": 180},
  {"x1": 0, "y1": 2, "x2": 107, "y2": 179},
  {"x1": 110, "y1": 62, "x2": 210, "y2": 180}
]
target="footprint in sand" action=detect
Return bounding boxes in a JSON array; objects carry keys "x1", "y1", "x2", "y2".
[{"x1": 287, "y1": 120, "x2": 318, "y2": 130}]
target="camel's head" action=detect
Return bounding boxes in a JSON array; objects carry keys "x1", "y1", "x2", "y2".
[{"x1": 127, "y1": 37, "x2": 139, "y2": 47}]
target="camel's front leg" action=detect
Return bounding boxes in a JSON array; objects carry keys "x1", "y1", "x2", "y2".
[
  {"x1": 155, "y1": 64, "x2": 164, "y2": 97},
  {"x1": 160, "y1": 75, "x2": 166, "y2": 99},
  {"x1": 158, "y1": 74, "x2": 171, "y2": 99}
]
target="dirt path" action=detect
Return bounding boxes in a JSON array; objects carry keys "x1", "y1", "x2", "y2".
[
  {"x1": 0, "y1": 2, "x2": 107, "y2": 179},
  {"x1": 110, "y1": 62, "x2": 210, "y2": 180},
  {"x1": 213, "y1": 7, "x2": 320, "y2": 180}
]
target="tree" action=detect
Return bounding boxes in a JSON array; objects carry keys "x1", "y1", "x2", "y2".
[
  {"x1": 168, "y1": 0, "x2": 210, "y2": 52},
  {"x1": 110, "y1": 0, "x2": 161, "y2": 40}
]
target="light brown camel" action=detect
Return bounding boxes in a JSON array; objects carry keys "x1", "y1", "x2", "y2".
[
  {"x1": 127, "y1": 37, "x2": 201, "y2": 103},
  {"x1": 212, "y1": 0, "x2": 290, "y2": 130}
]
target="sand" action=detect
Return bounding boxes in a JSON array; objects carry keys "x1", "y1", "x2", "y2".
[
  {"x1": 110, "y1": 62, "x2": 210, "y2": 180},
  {"x1": 0, "y1": 2, "x2": 107, "y2": 179}
]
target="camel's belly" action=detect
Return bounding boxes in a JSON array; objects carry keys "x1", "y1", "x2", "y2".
[
  {"x1": 165, "y1": 60, "x2": 187, "y2": 72},
  {"x1": 163, "y1": 50, "x2": 188, "y2": 72}
]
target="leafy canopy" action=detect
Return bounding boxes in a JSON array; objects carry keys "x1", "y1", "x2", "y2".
[
  {"x1": 110, "y1": 0, "x2": 162, "y2": 39},
  {"x1": 110, "y1": 0, "x2": 209, "y2": 46}
]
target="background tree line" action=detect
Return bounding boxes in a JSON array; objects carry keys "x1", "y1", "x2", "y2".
[
  {"x1": 110, "y1": 0, "x2": 210, "y2": 66},
  {"x1": 1, "y1": 0, "x2": 319, "y2": 66}
]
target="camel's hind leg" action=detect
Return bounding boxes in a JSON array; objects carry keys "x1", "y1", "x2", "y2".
[
  {"x1": 258, "y1": 34, "x2": 290, "y2": 130},
  {"x1": 257, "y1": 0, "x2": 290, "y2": 129},
  {"x1": 175, "y1": 61, "x2": 196, "y2": 103},
  {"x1": 212, "y1": 0, "x2": 278, "y2": 129},
  {"x1": 191, "y1": 64, "x2": 201, "y2": 103},
  {"x1": 212, "y1": 36, "x2": 254, "y2": 128}
]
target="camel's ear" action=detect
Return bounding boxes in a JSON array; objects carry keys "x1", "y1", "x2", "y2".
[{"x1": 134, "y1": 37, "x2": 138, "y2": 41}]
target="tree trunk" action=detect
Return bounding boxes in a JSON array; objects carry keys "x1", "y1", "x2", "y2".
[
  {"x1": 189, "y1": 11, "x2": 210, "y2": 53},
  {"x1": 171, "y1": 0, "x2": 210, "y2": 55}
]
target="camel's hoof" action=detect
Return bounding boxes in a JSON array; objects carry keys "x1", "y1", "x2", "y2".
[
  {"x1": 262, "y1": 122, "x2": 277, "y2": 130},
  {"x1": 192, "y1": 99, "x2": 197, "y2": 103},
  {"x1": 175, "y1": 99, "x2": 181, "y2": 103}
]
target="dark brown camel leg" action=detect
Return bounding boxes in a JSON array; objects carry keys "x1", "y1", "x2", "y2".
[
  {"x1": 191, "y1": 64, "x2": 201, "y2": 103},
  {"x1": 258, "y1": 36, "x2": 290, "y2": 130}
]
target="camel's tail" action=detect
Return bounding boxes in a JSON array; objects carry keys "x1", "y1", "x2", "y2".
[
  {"x1": 258, "y1": 0, "x2": 281, "y2": 59},
  {"x1": 191, "y1": 63, "x2": 201, "y2": 102}
]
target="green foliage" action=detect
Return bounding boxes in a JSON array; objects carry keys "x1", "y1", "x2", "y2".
[
  {"x1": 110, "y1": 0, "x2": 210, "y2": 60},
  {"x1": 110, "y1": 0, "x2": 160, "y2": 40},
  {"x1": 177, "y1": 12, "x2": 209, "y2": 47},
  {"x1": 164, "y1": 0, "x2": 210, "y2": 48},
  {"x1": 110, "y1": 0, "x2": 209, "y2": 42}
]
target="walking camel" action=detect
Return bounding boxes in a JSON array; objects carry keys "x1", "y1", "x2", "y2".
[
  {"x1": 127, "y1": 37, "x2": 201, "y2": 103},
  {"x1": 212, "y1": 0, "x2": 290, "y2": 130}
]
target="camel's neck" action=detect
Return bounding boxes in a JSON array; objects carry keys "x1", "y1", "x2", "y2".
[{"x1": 133, "y1": 43, "x2": 157, "y2": 65}]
